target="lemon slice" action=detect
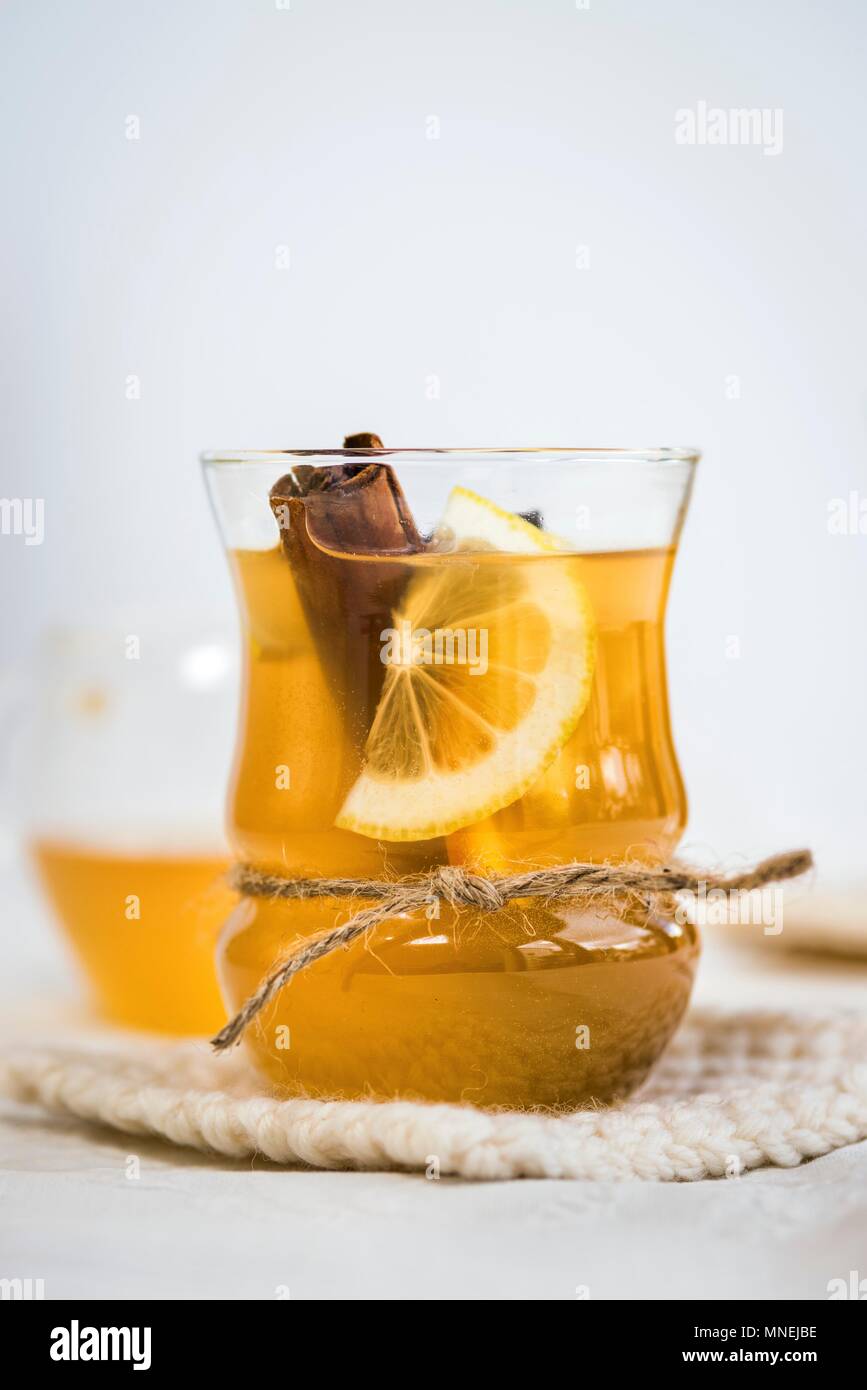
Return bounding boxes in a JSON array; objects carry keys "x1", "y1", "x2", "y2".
[
  {"x1": 435, "y1": 485, "x2": 569, "y2": 554},
  {"x1": 335, "y1": 488, "x2": 595, "y2": 841}
]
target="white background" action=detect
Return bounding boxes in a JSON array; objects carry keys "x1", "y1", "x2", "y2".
[
  {"x1": 2, "y1": 2, "x2": 867, "y2": 1306},
  {"x1": 1, "y1": 0, "x2": 866, "y2": 878}
]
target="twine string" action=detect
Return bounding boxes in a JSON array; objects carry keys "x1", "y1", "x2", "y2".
[{"x1": 210, "y1": 849, "x2": 813, "y2": 1052}]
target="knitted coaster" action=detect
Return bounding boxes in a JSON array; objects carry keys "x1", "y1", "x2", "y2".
[{"x1": 2, "y1": 1007, "x2": 866, "y2": 1181}]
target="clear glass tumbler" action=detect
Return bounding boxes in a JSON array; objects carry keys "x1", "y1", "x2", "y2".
[
  {"x1": 204, "y1": 446, "x2": 700, "y2": 1107},
  {"x1": 24, "y1": 623, "x2": 237, "y2": 1033}
]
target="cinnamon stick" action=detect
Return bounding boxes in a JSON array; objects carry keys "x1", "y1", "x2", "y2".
[{"x1": 270, "y1": 434, "x2": 423, "y2": 760}]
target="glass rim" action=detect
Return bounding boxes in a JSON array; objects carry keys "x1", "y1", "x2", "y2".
[{"x1": 201, "y1": 445, "x2": 700, "y2": 466}]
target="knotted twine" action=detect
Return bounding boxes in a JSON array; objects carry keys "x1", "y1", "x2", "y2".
[{"x1": 210, "y1": 849, "x2": 813, "y2": 1052}]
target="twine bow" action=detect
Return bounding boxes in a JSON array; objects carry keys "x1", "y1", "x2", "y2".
[{"x1": 210, "y1": 849, "x2": 813, "y2": 1052}]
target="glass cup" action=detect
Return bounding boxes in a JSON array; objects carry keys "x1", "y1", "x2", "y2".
[
  {"x1": 204, "y1": 447, "x2": 700, "y2": 1107},
  {"x1": 22, "y1": 622, "x2": 238, "y2": 1033}
]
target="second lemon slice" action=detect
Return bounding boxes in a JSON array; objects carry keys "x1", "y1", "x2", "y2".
[{"x1": 335, "y1": 488, "x2": 596, "y2": 842}]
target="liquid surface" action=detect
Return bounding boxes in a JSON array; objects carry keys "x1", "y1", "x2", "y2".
[
  {"x1": 33, "y1": 841, "x2": 232, "y2": 1034},
  {"x1": 219, "y1": 541, "x2": 695, "y2": 1107}
]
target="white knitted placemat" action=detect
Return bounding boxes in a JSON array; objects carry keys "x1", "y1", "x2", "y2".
[{"x1": 3, "y1": 1007, "x2": 866, "y2": 1181}]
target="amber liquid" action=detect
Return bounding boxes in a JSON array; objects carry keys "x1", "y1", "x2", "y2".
[
  {"x1": 33, "y1": 842, "x2": 232, "y2": 1034},
  {"x1": 219, "y1": 544, "x2": 697, "y2": 1107}
]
